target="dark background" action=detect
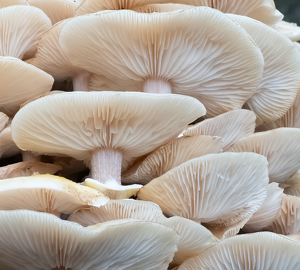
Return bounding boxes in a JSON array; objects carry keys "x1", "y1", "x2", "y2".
[{"x1": 275, "y1": 0, "x2": 300, "y2": 24}]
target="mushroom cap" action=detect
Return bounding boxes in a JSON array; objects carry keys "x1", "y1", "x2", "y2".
[
  {"x1": 0, "y1": 0, "x2": 29, "y2": 8},
  {"x1": 0, "y1": 57, "x2": 54, "y2": 116},
  {"x1": 0, "y1": 175, "x2": 109, "y2": 215},
  {"x1": 132, "y1": 3, "x2": 194, "y2": 12},
  {"x1": 177, "y1": 232, "x2": 300, "y2": 270},
  {"x1": 0, "y1": 126, "x2": 20, "y2": 159},
  {"x1": 242, "y1": 183, "x2": 284, "y2": 232},
  {"x1": 228, "y1": 128, "x2": 300, "y2": 183},
  {"x1": 122, "y1": 135, "x2": 223, "y2": 185},
  {"x1": 0, "y1": 210, "x2": 179, "y2": 270},
  {"x1": 12, "y1": 91, "x2": 205, "y2": 170},
  {"x1": 228, "y1": 14, "x2": 300, "y2": 126},
  {"x1": 183, "y1": 109, "x2": 256, "y2": 150},
  {"x1": 75, "y1": 0, "x2": 165, "y2": 16},
  {"x1": 0, "y1": 112, "x2": 9, "y2": 132},
  {"x1": 0, "y1": 162, "x2": 62, "y2": 180},
  {"x1": 138, "y1": 152, "x2": 269, "y2": 238},
  {"x1": 69, "y1": 199, "x2": 218, "y2": 266},
  {"x1": 273, "y1": 21, "x2": 300, "y2": 42},
  {"x1": 0, "y1": 6, "x2": 51, "y2": 59},
  {"x1": 60, "y1": 7, "x2": 264, "y2": 117},
  {"x1": 28, "y1": 0, "x2": 77, "y2": 25},
  {"x1": 172, "y1": 0, "x2": 283, "y2": 25}
]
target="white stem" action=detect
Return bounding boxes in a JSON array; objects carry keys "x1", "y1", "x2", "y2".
[
  {"x1": 143, "y1": 78, "x2": 172, "y2": 93},
  {"x1": 72, "y1": 71, "x2": 91, "y2": 92},
  {"x1": 22, "y1": 151, "x2": 41, "y2": 162},
  {"x1": 90, "y1": 148, "x2": 122, "y2": 185}
]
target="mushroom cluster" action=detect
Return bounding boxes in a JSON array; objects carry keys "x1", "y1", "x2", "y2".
[{"x1": 1, "y1": 0, "x2": 300, "y2": 269}]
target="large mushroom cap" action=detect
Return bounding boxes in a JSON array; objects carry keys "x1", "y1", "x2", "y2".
[
  {"x1": 0, "y1": 5, "x2": 51, "y2": 59},
  {"x1": 177, "y1": 232, "x2": 300, "y2": 269},
  {"x1": 227, "y1": 14, "x2": 300, "y2": 126},
  {"x1": 60, "y1": 7, "x2": 264, "y2": 117},
  {"x1": 138, "y1": 152, "x2": 269, "y2": 238},
  {"x1": 11, "y1": 91, "x2": 205, "y2": 169},
  {"x1": 0, "y1": 57, "x2": 54, "y2": 116},
  {"x1": 229, "y1": 128, "x2": 300, "y2": 183},
  {"x1": 0, "y1": 210, "x2": 179, "y2": 270}
]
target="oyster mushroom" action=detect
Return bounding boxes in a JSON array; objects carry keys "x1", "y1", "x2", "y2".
[
  {"x1": 0, "y1": 125, "x2": 20, "y2": 159},
  {"x1": 273, "y1": 21, "x2": 300, "y2": 42},
  {"x1": 0, "y1": 0, "x2": 28, "y2": 9},
  {"x1": 0, "y1": 112, "x2": 9, "y2": 132}
]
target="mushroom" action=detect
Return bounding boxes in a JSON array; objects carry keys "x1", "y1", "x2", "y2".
[
  {"x1": 0, "y1": 175, "x2": 109, "y2": 216},
  {"x1": 228, "y1": 128, "x2": 300, "y2": 183},
  {"x1": 133, "y1": 3, "x2": 193, "y2": 12},
  {"x1": 0, "y1": 210, "x2": 179, "y2": 270},
  {"x1": 69, "y1": 200, "x2": 218, "y2": 266},
  {"x1": 11, "y1": 91, "x2": 205, "y2": 199},
  {"x1": 183, "y1": 109, "x2": 256, "y2": 151},
  {"x1": 0, "y1": 112, "x2": 9, "y2": 132},
  {"x1": 0, "y1": 0, "x2": 28, "y2": 9},
  {"x1": 0, "y1": 125, "x2": 20, "y2": 159},
  {"x1": 273, "y1": 21, "x2": 300, "y2": 42},
  {"x1": 122, "y1": 135, "x2": 223, "y2": 185},
  {"x1": 177, "y1": 232, "x2": 300, "y2": 269},
  {"x1": 59, "y1": 7, "x2": 264, "y2": 117},
  {"x1": 138, "y1": 152, "x2": 269, "y2": 239},
  {"x1": 27, "y1": 0, "x2": 77, "y2": 25},
  {"x1": 0, "y1": 5, "x2": 51, "y2": 59}
]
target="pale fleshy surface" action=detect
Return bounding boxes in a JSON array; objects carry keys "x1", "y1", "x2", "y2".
[
  {"x1": 69, "y1": 200, "x2": 218, "y2": 266},
  {"x1": 0, "y1": 175, "x2": 109, "y2": 215},
  {"x1": 0, "y1": 210, "x2": 179, "y2": 270},
  {"x1": 60, "y1": 7, "x2": 264, "y2": 117},
  {"x1": 138, "y1": 152, "x2": 269, "y2": 238},
  {"x1": 0, "y1": 0, "x2": 28, "y2": 8},
  {"x1": 133, "y1": 3, "x2": 193, "y2": 12},
  {"x1": 228, "y1": 14, "x2": 300, "y2": 126},
  {"x1": 0, "y1": 112, "x2": 8, "y2": 132},
  {"x1": 178, "y1": 232, "x2": 300, "y2": 270},
  {"x1": 183, "y1": 109, "x2": 256, "y2": 150},
  {"x1": 0, "y1": 126, "x2": 20, "y2": 158},
  {"x1": 0, "y1": 57, "x2": 53, "y2": 116},
  {"x1": 28, "y1": 0, "x2": 76, "y2": 25},
  {"x1": 122, "y1": 135, "x2": 223, "y2": 185},
  {"x1": 12, "y1": 92, "x2": 205, "y2": 170},
  {"x1": 229, "y1": 128, "x2": 300, "y2": 183},
  {"x1": 273, "y1": 21, "x2": 300, "y2": 42},
  {"x1": 0, "y1": 6, "x2": 51, "y2": 59},
  {"x1": 285, "y1": 184, "x2": 300, "y2": 197}
]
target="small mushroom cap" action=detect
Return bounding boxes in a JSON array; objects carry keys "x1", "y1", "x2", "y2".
[
  {"x1": 273, "y1": 21, "x2": 300, "y2": 42},
  {"x1": 0, "y1": 126, "x2": 20, "y2": 159},
  {"x1": 228, "y1": 14, "x2": 300, "y2": 126},
  {"x1": 122, "y1": 135, "x2": 223, "y2": 185},
  {"x1": 243, "y1": 183, "x2": 284, "y2": 232},
  {"x1": 0, "y1": 175, "x2": 109, "y2": 215},
  {"x1": 0, "y1": 162, "x2": 62, "y2": 180},
  {"x1": 28, "y1": 0, "x2": 77, "y2": 25},
  {"x1": 0, "y1": 6, "x2": 51, "y2": 59},
  {"x1": 12, "y1": 92, "x2": 205, "y2": 170},
  {"x1": 0, "y1": 112, "x2": 9, "y2": 132},
  {"x1": 177, "y1": 232, "x2": 300, "y2": 270},
  {"x1": 229, "y1": 128, "x2": 300, "y2": 183},
  {"x1": 0, "y1": 57, "x2": 53, "y2": 116},
  {"x1": 0, "y1": 0, "x2": 29, "y2": 8},
  {"x1": 69, "y1": 200, "x2": 218, "y2": 266},
  {"x1": 138, "y1": 152, "x2": 269, "y2": 238},
  {"x1": 60, "y1": 7, "x2": 264, "y2": 117},
  {"x1": 0, "y1": 210, "x2": 179, "y2": 270},
  {"x1": 183, "y1": 109, "x2": 256, "y2": 150}
]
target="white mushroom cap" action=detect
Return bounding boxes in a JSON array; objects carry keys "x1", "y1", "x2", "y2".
[
  {"x1": 0, "y1": 6, "x2": 51, "y2": 59},
  {"x1": 183, "y1": 109, "x2": 256, "y2": 150},
  {"x1": 0, "y1": 0, "x2": 29, "y2": 9},
  {"x1": 0, "y1": 126, "x2": 20, "y2": 159},
  {"x1": 0, "y1": 112, "x2": 9, "y2": 132},
  {"x1": 0, "y1": 210, "x2": 179, "y2": 270},
  {"x1": 227, "y1": 14, "x2": 300, "y2": 126},
  {"x1": 0, "y1": 175, "x2": 109, "y2": 216},
  {"x1": 69, "y1": 199, "x2": 218, "y2": 266},
  {"x1": 229, "y1": 128, "x2": 300, "y2": 183},
  {"x1": 122, "y1": 135, "x2": 223, "y2": 185},
  {"x1": 0, "y1": 57, "x2": 53, "y2": 116},
  {"x1": 138, "y1": 152, "x2": 269, "y2": 239},
  {"x1": 177, "y1": 232, "x2": 300, "y2": 270},
  {"x1": 28, "y1": 0, "x2": 77, "y2": 25},
  {"x1": 60, "y1": 7, "x2": 264, "y2": 117},
  {"x1": 273, "y1": 21, "x2": 300, "y2": 42}
]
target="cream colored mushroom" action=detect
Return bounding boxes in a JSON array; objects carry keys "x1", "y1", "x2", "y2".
[
  {"x1": 0, "y1": 112, "x2": 8, "y2": 132},
  {"x1": 0, "y1": 0, "x2": 28, "y2": 9},
  {"x1": 273, "y1": 21, "x2": 300, "y2": 42},
  {"x1": 0, "y1": 126, "x2": 20, "y2": 159}
]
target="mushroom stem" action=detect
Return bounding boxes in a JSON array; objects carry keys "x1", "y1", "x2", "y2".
[
  {"x1": 72, "y1": 70, "x2": 91, "y2": 91},
  {"x1": 91, "y1": 148, "x2": 122, "y2": 185},
  {"x1": 22, "y1": 151, "x2": 41, "y2": 162},
  {"x1": 143, "y1": 78, "x2": 172, "y2": 93}
]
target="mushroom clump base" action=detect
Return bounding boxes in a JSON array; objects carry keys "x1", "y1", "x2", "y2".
[{"x1": 2, "y1": 1, "x2": 300, "y2": 270}]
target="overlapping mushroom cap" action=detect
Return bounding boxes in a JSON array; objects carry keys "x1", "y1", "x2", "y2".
[
  {"x1": 177, "y1": 232, "x2": 300, "y2": 269},
  {"x1": 0, "y1": 0, "x2": 29, "y2": 9},
  {"x1": 60, "y1": 7, "x2": 264, "y2": 117},
  {"x1": 138, "y1": 152, "x2": 269, "y2": 238},
  {"x1": 0, "y1": 126, "x2": 20, "y2": 159},
  {"x1": 0, "y1": 210, "x2": 179, "y2": 270},
  {"x1": 0, "y1": 112, "x2": 9, "y2": 132},
  {"x1": 273, "y1": 21, "x2": 300, "y2": 42}
]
